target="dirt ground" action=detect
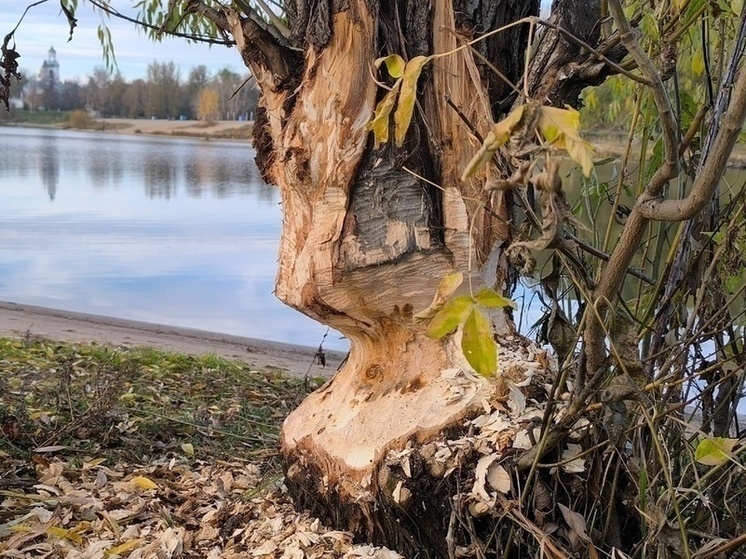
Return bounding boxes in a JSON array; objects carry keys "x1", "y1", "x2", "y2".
[
  {"x1": 0, "y1": 301, "x2": 343, "y2": 378},
  {"x1": 100, "y1": 118, "x2": 252, "y2": 140}
]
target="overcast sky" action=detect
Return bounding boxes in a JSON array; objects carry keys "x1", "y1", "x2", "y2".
[
  {"x1": 2, "y1": 1, "x2": 551, "y2": 83},
  {"x1": 0, "y1": 1, "x2": 243, "y2": 82}
]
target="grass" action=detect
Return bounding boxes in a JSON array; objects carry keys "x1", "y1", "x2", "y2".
[
  {"x1": 0, "y1": 337, "x2": 319, "y2": 465},
  {"x1": 0, "y1": 109, "x2": 70, "y2": 126}
]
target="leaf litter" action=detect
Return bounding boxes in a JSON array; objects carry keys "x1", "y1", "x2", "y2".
[{"x1": 0, "y1": 337, "x2": 401, "y2": 559}]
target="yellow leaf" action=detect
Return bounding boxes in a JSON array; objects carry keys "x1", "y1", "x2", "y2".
[
  {"x1": 374, "y1": 54, "x2": 406, "y2": 79},
  {"x1": 131, "y1": 475, "x2": 158, "y2": 490},
  {"x1": 394, "y1": 55, "x2": 430, "y2": 147},
  {"x1": 732, "y1": 0, "x2": 743, "y2": 15},
  {"x1": 47, "y1": 526, "x2": 83, "y2": 545},
  {"x1": 537, "y1": 106, "x2": 595, "y2": 177},
  {"x1": 83, "y1": 457, "x2": 107, "y2": 469},
  {"x1": 461, "y1": 105, "x2": 525, "y2": 181},
  {"x1": 414, "y1": 271, "x2": 463, "y2": 320},
  {"x1": 368, "y1": 80, "x2": 401, "y2": 147},
  {"x1": 691, "y1": 51, "x2": 705, "y2": 76},
  {"x1": 181, "y1": 443, "x2": 195, "y2": 456},
  {"x1": 106, "y1": 539, "x2": 141, "y2": 557},
  {"x1": 695, "y1": 437, "x2": 738, "y2": 466}
]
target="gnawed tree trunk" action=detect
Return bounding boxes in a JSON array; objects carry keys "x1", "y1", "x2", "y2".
[{"x1": 194, "y1": 0, "x2": 615, "y2": 554}]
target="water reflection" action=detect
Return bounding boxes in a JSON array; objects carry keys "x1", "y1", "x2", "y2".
[
  {"x1": 38, "y1": 136, "x2": 59, "y2": 201},
  {"x1": 0, "y1": 126, "x2": 345, "y2": 351}
]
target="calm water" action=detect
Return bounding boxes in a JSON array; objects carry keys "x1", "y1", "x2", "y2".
[{"x1": 0, "y1": 127, "x2": 347, "y2": 351}]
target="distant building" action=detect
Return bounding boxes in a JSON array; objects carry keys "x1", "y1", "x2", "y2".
[{"x1": 38, "y1": 47, "x2": 60, "y2": 87}]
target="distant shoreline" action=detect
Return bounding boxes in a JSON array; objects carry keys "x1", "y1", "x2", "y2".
[{"x1": 1, "y1": 117, "x2": 254, "y2": 142}]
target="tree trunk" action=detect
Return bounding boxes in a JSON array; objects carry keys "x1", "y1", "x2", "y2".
[{"x1": 210, "y1": 0, "x2": 613, "y2": 554}]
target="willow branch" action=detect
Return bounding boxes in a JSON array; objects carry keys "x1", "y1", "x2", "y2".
[
  {"x1": 607, "y1": 0, "x2": 680, "y2": 195},
  {"x1": 639, "y1": 25, "x2": 746, "y2": 221}
]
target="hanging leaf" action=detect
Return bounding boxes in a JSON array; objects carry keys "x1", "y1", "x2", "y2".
[
  {"x1": 461, "y1": 105, "x2": 525, "y2": 181},
  {"x1": 394, "y1": 55, "x2": 430, "y2": 147},
  {"x1": 733, "y1": 0, "x2": 744, "y2": 15},
  {"x1": 368, "y1": 80, "x2": 402, "y2": 147},
  {"x1": 426, "y1": 296, "x2": 473, "y2": 339},
  {"x1": 60, "y1": 1, "x2": 78, "y2": 42},
  {"x1": 695, "y1": 437, "x2": 738, "y2": 466},
  {"x1": 537, "y1": 106, "x2": 594, "y2": 177},
  {"x1": 461, "y1": 308, "x2": 497, "y2": 377},
  {"x1": 473, "y1": 288, "x2": 517, "y2": 309},
  {"x1": 374, "y1": 54, "x2": 406, "y2": 79},
  {"x1": 413, "y1": 271, "x2": 464, "y2": 320},
  {"x1": 691, "y1": 50, "x2": 705, "y2": 76}
]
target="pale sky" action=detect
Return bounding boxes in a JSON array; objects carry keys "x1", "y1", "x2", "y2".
[
  {"x1": 0, "y1": 1, "x2": 244, "y2": 81},
  {"x1": 1, "y1": 1, "x2": 552, "y2": 83}
]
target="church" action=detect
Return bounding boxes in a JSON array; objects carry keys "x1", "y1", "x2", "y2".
[{"x1": 38, "y1": 46, "x2": 60, "y2": 90}]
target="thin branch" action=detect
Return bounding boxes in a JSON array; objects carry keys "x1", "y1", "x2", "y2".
[
  {"x1": 607, "y1": 0, "x2": 680, "y2": 196},
  {"x1": 640, "y1": 18, "x2": 746, "y2": 221},
  {"x1": 86, "y1": 0, "x2": 234, "y2": 45},
  {"x1": 535, "y1": 17, "x2": 650, "y2": 86}
]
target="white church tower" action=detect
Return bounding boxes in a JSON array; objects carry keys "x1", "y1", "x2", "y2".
[{"x1": 38, "y1": 47, "x2": 60, "y2": 86}]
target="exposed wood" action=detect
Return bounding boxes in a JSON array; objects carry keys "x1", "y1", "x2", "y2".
[{"x1": 210, "y1": 0, "x2": 608, "y2": 554}]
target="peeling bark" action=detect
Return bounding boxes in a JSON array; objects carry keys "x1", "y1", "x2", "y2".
[{"x1": 210, "y1": 0, "x2": 608, "y2": 554}]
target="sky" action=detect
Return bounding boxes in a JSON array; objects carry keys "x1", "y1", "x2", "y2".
[{"x1": 0, "y1": 1, "x2": 243, "y2": 82}]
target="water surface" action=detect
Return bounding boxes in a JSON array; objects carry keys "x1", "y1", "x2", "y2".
[{"x1": 0, "y1": 127, "x2": 347, "y2": 351}]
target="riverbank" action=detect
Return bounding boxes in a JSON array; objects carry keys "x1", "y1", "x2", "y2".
[
  {"x1": 0, "y1": 115, "x2": 253, "y2": 142},
  {"x1": 100, "y1": 117, "x2": 253, "y2": 141},
  {"x1": 0, "y1": 301, "x2": 343, "y2": 378}
]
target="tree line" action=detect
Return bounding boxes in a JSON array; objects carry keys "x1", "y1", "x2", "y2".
[{"x1": 16, "y1": 61, "x2": 259, "y2": 121}]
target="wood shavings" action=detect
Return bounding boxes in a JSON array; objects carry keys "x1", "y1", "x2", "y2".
[{"x1": 0, "y1": 458, "x2": 402, "y2": 559}]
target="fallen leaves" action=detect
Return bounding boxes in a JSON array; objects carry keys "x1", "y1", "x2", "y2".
[
  {"x1": 0, "y1": 338, "x2": 404, "y2": 559},
  {"x1": 1, "y1": 441, "x2": 401, "y2": 559}
]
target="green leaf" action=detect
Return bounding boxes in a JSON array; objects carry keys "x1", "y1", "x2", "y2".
[
  {"x1": 473, "y1": 288, "x2": 517, "y2": 309},
  {"x1": 733, "y1": 0, "x2": 744, "y2": 15},
  {"x1": 394, "y1": 56, "x2": 430, "y2": 147},
  {"x1": 461, "y1": 308, "x2": 497, "y2": 377},
  {"x1": 368, "y1": 80, "x2": 401, "y2": 147},
  {"x1": 694, "y1": 437, "x2": 738, "y2": 466},
  {"x1": 426, "y1": 297, "x2": 473, "y2": 339},
  {"x1": 691, "y1": 50, "x2": 705, "y2": 76},
  {"x1": 375, "y1": 54, "x2": 406, "y2": 79}
]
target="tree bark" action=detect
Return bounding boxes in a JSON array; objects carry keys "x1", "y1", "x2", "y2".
[{"x1": 208, "y1": 0, "x2": 614, "y2": 554}]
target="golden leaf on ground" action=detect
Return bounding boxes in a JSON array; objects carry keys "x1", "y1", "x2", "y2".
[
  {"x1": 130, "y1": 476, "x2": 158, "y2": 490},
  {"x1": 394, "y1": 55, "x2": 431, "y2": 147},
  {"x1": 47, "y1": 525, "x2": 84, "y2": 545},
  {"x1": 105, "y1": 538, "x2": 141, "y2": 557}
]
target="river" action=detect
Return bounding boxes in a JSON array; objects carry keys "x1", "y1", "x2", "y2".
[{"x1": 0, "y1": 126, "x2": 347, "y2": 351}]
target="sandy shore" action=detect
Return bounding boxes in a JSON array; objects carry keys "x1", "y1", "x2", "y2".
[
  {"x1": 0, "y1": 301, "x2": 344, "y2": 378},
  {"x1": 99, "y1": 118, "x2": 253, "y2": 140}
]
